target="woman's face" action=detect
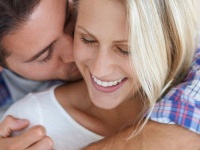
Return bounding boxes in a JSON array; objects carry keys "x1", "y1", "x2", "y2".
[{"x1": 74, "y1": 0, "x2": 138, "y2": 109}]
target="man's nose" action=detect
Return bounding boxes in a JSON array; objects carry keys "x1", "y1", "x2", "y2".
[
  {"x1": 60, "y1": 34, "x2": 75, "y2": 64},
  {"x1": 61, "y1": 49, "x2": 75, "y2": 64}
]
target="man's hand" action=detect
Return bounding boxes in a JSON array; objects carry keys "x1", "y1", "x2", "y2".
[
  {"x1": 0, "y1": 115, "x2": 53, "y2": 150},
  {"x1": 84, "y1": 121, "x2": 200, "y2": 150}
]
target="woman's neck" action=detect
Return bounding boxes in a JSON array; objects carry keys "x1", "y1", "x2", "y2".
[{"x1": 55, "y1": 80, "x2": 144, "y2": 136}]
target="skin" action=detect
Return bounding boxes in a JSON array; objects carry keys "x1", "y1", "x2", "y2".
[
  {"x1": 84, "y1": 121, "x2": 200, "y2": 150},
  {"x1": 74, "y1": 0, "x2": 200, "y2": 149},
  {"x1": 0, "y1": 0, "x2": 80, "y2": 149},
  {"x1": 1, "y1": 0, "x2": 81, "y2": 81},
  {"x1": 41, "y1": 0, "x2": 143, "y2": 140},
  {"x1": 1, "y1": 0, "x2": 141, "y2": 148},
  {"x1": 0, "y1": 116, "x2": 53, "y2": 150},
  {"x1": 1, "y1": 0, "x2": 200, "y2": 150},
  {"x1": 74, "y1": 0, "x2": 139, "y2": 110}
]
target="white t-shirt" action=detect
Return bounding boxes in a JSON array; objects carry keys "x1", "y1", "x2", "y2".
[
  {"x1": 0, "y1": 69, "x2": 60, "y2": 118},
  {"x1": 2, "y1": 85, "x2": 103, "y2": 150}
]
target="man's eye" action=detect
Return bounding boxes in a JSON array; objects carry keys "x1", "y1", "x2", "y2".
[
  {"x1": 81, "y1": 38, "x2": 96, "y2": 45},
  {"x1": 117, "y1": 47, "x2": 130, "y2": 56},
  {"x1": 38, "y1": 48, "x2": 54, "y2": 63}
]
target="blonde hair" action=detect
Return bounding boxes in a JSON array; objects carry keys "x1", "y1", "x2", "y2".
[{"x1": 126, "y1": 0, "x2": 200, "y2": 136}]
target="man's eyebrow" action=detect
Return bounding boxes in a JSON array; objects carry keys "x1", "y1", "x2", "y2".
[{"x1": 25, "y1": 41, "x2": 56, "y2": 63}]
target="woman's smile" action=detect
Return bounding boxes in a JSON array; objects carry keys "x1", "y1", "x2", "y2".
[{"x1": 91, "y1": 74, "x2": 127, "y2": 93}]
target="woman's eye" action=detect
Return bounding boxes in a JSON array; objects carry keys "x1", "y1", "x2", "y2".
[
  {"x1": 81, "y1": 37, "x2": 96, "y2": 45},
  {"x1": 117, "y1": 47, "x2": 130, "y2": 56}
]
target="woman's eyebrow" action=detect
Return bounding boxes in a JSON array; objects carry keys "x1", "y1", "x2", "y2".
[
  {"x1": 76, "y1": 25, "x2": 96, "y2": 37},
  {"x1": 77, "y1": 25, "x2": 128, "y2": 43},
  {"x1": 113, "y1": 40, "x2": 128, "y2": 44}
]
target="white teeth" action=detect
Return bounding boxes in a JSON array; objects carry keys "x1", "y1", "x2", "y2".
[{"x1": 92, "y1": 75, "x2": 125, "y2": 87}]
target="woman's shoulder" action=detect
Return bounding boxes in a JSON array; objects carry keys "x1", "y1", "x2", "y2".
[
  {"x1": 55, "y1": 80, "x2": 86, "y2": 97},
  {"x1": 2, "y1": 93, "x2": 39, "y2": 122},
  {"x1": 55, "y1": 79, "x2": 88, "y2": 106}
]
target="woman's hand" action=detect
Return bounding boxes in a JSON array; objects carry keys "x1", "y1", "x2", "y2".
[{"x1": 0, "y1": 115, "x2": 53, "y2": 150}]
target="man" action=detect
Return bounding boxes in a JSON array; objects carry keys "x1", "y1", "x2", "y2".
[
  {"x1": 0, "y1": 0, "x2": 199, "y2": 149},
  {"x1": 0, "y1": 0, "x2": 81, "y2": 149},
  {"x1": 0, "y1": 0, "x2": 81, "y2": 118}
]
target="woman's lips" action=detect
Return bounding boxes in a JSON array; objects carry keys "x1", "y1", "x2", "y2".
[{"x1": 91, "y1": 74, "x2": 127, "y2": 93}]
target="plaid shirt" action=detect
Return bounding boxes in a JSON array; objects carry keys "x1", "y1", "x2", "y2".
[
  {"x1": 0, "y1": 50, "x2": 200, "y2": 133},
  {"x1": 0, "y1": 73, "x2": 12, "y2": 108},
  {"x1": 150, "y1": 48, "x2": 200, "y2": 134}
]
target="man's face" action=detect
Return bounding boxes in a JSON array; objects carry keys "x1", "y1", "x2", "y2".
[{"x1": 2, "y1": 0, "x2": 81, "y2": 81}]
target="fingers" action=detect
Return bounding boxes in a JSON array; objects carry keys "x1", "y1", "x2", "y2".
[
  {"x1": 0, "y1": 116, "x2": 53, "y2": 149},
  {"x1": 28, "y1": 136, "x2": 54, "y2": 150},
  {"x1": 0, "y1": 115, "x2": 29, "y2": 137},
  {"x1": 0, "y1": 125, "x2": 53, "y2": 150},
  {"x1": 11, "y1": 125, "x2": 47, "y2": 149}
]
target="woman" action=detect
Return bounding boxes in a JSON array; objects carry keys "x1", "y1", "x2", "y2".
[{"x1": 3, "y1": 0, "x2": 199, "y2": 149}]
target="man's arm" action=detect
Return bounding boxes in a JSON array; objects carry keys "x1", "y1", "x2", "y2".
[
  {"x1": 0, "y1": 116, "x2": 53, "y2": 150},
  {"x1": 84, "y1": 121, "x2": 200, "y2": 150},
  {"x1": 84, "y1": 49, "x2": 200, "y2": 150}
]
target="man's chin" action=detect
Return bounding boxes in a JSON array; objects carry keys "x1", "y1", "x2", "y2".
[{"x1": 65, "y1": 74, "x2": 83, "y2": 83}]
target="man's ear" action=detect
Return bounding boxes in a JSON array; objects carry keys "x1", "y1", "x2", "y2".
[{"x1": 0, "y1": 66, "x2": 3, "y2": 72}]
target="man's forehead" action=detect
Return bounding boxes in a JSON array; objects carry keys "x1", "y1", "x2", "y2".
[{"x1": 4, "y1": 0, "x2": 68, "y2": 57}]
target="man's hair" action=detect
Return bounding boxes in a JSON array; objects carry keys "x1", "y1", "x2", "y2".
[{"x1": 0, "y1": 0, "x2": 40, "y2": 68}]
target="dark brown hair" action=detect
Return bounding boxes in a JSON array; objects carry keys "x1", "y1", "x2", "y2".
[{"x1": 0, "y1": 0, "x2": 40, "y2": 67}]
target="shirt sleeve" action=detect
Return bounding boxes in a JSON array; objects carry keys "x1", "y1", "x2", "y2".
[{"x1": 150, "y1": 49, "x2": 200, "y2": 134}]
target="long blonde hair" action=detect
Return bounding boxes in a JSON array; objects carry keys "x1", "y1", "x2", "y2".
[{"x1": 126, "y1": 0, "x2": 200, "y2": 136}]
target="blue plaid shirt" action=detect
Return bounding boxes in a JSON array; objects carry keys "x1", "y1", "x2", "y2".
[
  {"x1": 150, "y1": 48, "x2": 200, "y2": 134},
  {"x1": 0, "y1": 73, "x2": 12, "y2": 107},
  {"x1": 1, "y1": 49, "x2": 200, "y2": 133}
]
